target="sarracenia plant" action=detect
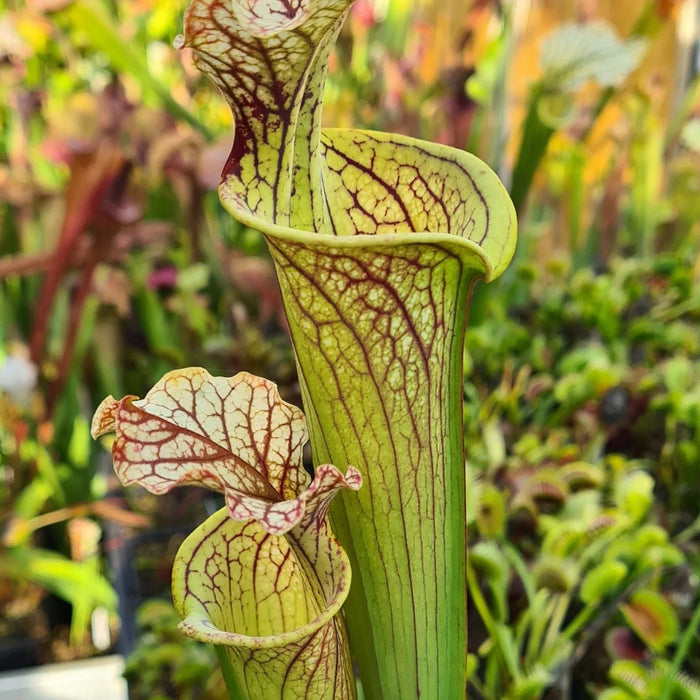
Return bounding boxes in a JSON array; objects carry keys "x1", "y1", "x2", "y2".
[{"x1": 91, "y1": 1, "x2": 517, "y2": 698}]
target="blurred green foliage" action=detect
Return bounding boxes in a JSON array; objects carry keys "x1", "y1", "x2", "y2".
[
  {"x1": 0, "y1": 0, "x2": 698, "y2": 695},
  {"x1": 125, "y1": 599, "x2": 224, "y2": 699},
  {"x1": 463, "y1": 257, "x2": 700, "y2": 697}
]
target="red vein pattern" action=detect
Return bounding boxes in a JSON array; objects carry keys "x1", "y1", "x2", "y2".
[
  {"x1": 180, "y1": 0, "x2": 517, "y2": 696},
  {"x1": 173, "y1": 470, "x2": 358, "y2": 699},
  {"x1": 319, "y1": 129, "x2": 515, "y2": 277},
  {"x1": 266, "y1": 235, "x2": 471, "y2": 699},
  {"x1": 91, "y1": 368, "x2": 361, "y2": 535},
  {"x1": 216, "y1": 125, "x2": 515, "y2": 696},
  {"x1": 183, "y1": 0, "x2": 352, "y2": 231},
  {"x1": 92, "y1": 367, "x2": 360, "y2": 698}
]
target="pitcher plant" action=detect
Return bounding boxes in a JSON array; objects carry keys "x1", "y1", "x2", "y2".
[{"x1": 92, "y1": 0, "x2": 517, "y2": 698}]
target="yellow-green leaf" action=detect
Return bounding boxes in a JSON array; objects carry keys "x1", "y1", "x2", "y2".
[
  {"x1": 173, "y1": 477, "x2": 358, "y2": 699},
  {"x1": 179, "y1": 0, "x2": 517, "y2": 697},
  {"x1": 93, "y1": 367, "x2": 361, "y2": 698}
]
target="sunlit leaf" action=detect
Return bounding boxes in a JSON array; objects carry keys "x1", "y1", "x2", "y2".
[
  {"x1": 470, "y1": 541, "x2": 510, "y2": 586},
  {"x1": 510, "y1": 667, "x2": 554, "y2": 700},
  {"x1": 580, "y1": 561, "x2": 627, "y2": 605},
  {"x1": 475, "y1": 484, "x2": 507, "y2": 539},
  {"x1": 560, "y1": 462, "x2": 605, "y2": 491},
  {"x1": 533, "y1": 555, "x2": 578, "y2": 593},
  {"x1": 178, "y1": 0, "x2": 517, "y2": 695},
  {"x1": 615, "y1": 471, "x2": 654, "y2": 521},
  {"x1": 680, "y1": 118, "x2": 700, "y2": 152},
  {"x1": 598, "y1": 690, "x2": 637, "y2": 700},
  {"x1": 1, "y1": 547, "x2": 116, "y2": 612}
]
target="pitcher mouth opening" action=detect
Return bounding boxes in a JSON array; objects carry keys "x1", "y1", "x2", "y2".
[
  {"x1": 174, "y1": 545, "x2": 353, "y2": 649},
  {"x1": 217, "y1": 128, "x2": 516, "y2": 283}
]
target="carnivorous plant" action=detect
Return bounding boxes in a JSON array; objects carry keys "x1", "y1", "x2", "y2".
[{"x1": 92, "y1": 0, "x2": 517, "y2": 697}]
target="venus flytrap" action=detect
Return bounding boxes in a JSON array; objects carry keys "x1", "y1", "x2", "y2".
[{"x1": 93, "y1": 0, "x2": 516, "y2": 697}]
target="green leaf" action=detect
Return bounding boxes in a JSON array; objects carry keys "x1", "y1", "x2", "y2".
[
  {"x1": 560, "y1": 462, "x2": 605, "y2": 491},
  {"x1": 471, "y1": 541, "x2": 510, "y2": 587},
  {"x1": 466, "y1": 33, "x2": 507, "y2": 105},
  {"x1": 19, "y1": 441, "x2": 66, "y2": 506},
  {"x1": 176, "y1": 263, "x2": 210, "y2": 293},
  {"x1": 661, "y1": 356, "x2": 693, "y2": 395},
  {"x1": 533, "y1": 555, "x2": 578, "y2": 594},
  {"x1": 476, "y1": 485, "x2": 507, "y2": 539},
  {"x1": 482, "y1": 419, "x2": 507, "y2": 471},
  {"x1": 164, "y1": 0, "x2": 519, "y2": 697},
  {"x1": 174, "y1": 504, "x2": 356, "y2": 699},
  {"x1": 68, "y1": 414, "x2": 91, "y2": 468},
  {"x1": 608, "y1": 659, "x2": 649, "y2": 697},
  {"x1": 510, "y1": 667, "x2": 553, "y2": 700},
  {"x1": 12, "y1": 478, "x2": 54, "y2": 519},
  {"x1": 580, "y1": 561, "x2": 628, "y2": 605},
  {"x1": 680, "y1": 118, "x2": 700, "y2": 152},
  {"x1": 466, "y1": 653, "x2": 479, "y2": 681},
  {"x1": 2, "y1": 548, "x2": 116, "y2": 612},
  {"x1": 615, "y1": 471, "x2": 654, "y2": 521},
  {"x1": 598, "y1": 689, "x2": 637, "y2": 700},
  {"x1": 632, "y1": 524, "x2": 669, "y2": 549}
]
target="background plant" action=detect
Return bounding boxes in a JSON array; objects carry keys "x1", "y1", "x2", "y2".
[{"x1": 0, "y1": 0, "x2": 698, "y2": 696}]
